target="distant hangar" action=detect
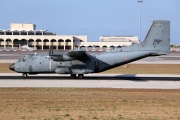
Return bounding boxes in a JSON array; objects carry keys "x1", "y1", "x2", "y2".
[{"x1": 0, "y1": 23, "x2": 139, "y2": 51}]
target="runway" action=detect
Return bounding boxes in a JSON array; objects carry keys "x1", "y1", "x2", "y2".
[{"x1": 0, "y1": 73, "x2": 180, "y2": 89}]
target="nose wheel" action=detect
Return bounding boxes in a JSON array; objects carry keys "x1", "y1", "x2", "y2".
[{"x1": 22, "y1": 73, "x2": 28, "y2": 78}]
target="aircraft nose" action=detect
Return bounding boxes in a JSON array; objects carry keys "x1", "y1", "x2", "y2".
[{"x1": 9, "y1": 63, "x2": 15, "y2": 71}]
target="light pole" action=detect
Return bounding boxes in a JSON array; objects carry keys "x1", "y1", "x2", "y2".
[{"x1": 138, "y1": 0, "x2": 143, "y2": 42}]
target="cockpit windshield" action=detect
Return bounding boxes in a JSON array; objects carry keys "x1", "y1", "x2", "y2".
[
  {"x1": 18, "y1": 56, "x2": 26, "y2": 62},
  {"x1": 18, "y1": 54, "x2": 36, "y2": 62}
]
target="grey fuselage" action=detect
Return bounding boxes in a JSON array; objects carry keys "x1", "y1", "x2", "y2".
[{"x1": 13, "y1": 49, "x2": 151, "y2": 75}]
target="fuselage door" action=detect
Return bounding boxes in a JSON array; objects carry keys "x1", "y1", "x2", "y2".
[
  {"x1": 29, "y1": 65, "x2": 33, "y2": 72},
  {"x1": 94, "y1": 61, "x2": 99, "y2": 72}
]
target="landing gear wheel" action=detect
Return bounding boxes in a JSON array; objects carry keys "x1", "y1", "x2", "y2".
[
  {"x1": 78, "y1": 74, "x2": 84, "y2": 79},
  {"x1": 71, "y1": 74, "x2": 76, "y2": 79},
  {"x1": 22, "y1": 73, "x2": 28, "y2": 78}
]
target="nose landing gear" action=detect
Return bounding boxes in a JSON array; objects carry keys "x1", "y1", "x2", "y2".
[{"x1": 22, "y1": 73, "x2": 28, "y2": 78}]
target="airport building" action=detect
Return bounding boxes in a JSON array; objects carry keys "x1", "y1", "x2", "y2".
[{"x1": 0, "y1": 23, "x2": 139, "y2": 51}]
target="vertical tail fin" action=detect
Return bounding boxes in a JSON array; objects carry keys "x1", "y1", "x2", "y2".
[{"x1": 141, "y1": 20, "x2": 170, "y2": 55}]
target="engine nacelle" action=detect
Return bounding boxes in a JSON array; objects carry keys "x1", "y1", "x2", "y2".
[{"x1": 51, "y1": 55, "x2": 74, "y2": 61}]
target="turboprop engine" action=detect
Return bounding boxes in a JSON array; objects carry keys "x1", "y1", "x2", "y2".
[
  {"x1": 51, "y1": 55, "x2": 74, "y2": 61},
  {"x1": 48, "y1": 46, "x2": 74, "y2": 61}
]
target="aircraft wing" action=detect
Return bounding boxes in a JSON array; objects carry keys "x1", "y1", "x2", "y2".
[
  {"x1": 66, "y1": 49, "x2": 91, "y2": 60},
  {"x1": 51, "y1": 49, "x2": 91, "y2": 61}
]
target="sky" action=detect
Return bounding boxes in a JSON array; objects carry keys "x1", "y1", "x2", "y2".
[{"x1": 0, "y1": 0, "x2": 180, "y2": 44}]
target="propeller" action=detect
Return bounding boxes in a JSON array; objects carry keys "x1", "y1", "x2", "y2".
[
  {"x1": 49, "y1": 45, "x2": 53, "y2": 56},
  {"x1": 49, "y1": 45, "x2": 53, "y2": 72},
  {"x1": 47, "y1": 45, "x2": 74, "y2": 61}
]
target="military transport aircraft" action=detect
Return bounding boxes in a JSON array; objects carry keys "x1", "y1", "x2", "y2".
[{"x1": 9, "y1": 20, "x2": 170, "y2": 79}]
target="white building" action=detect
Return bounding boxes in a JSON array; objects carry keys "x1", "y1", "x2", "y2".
[{"x1": 0, "y1": 23, "x2": 139, "y2": 51}]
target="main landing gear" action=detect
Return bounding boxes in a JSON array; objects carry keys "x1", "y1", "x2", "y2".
[
  {"x1": 71, "y1": 74, "x2": 84, "y2": 79},
  {"x1": 71, "y1": 74, "x2": 76, "y2": 79},
  {"x1": 78, "y1": 74, "x2": 84, "y2": 79},
  {"x1": 22, "y1": 73, "x2": 28, "y2": 78}
]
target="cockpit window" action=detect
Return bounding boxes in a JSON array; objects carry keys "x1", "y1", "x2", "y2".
[
  {"x1": 22, "y1": 58, "x2": 26, "y2": 62},
  {"x1": 18, "y1": 56, "x2": 26, "y2": 62}
]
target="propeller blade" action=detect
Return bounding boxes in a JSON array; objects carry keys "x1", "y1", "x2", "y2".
[{"x1": 49, "y1": 45, "x2": 53, "y2": 56}]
